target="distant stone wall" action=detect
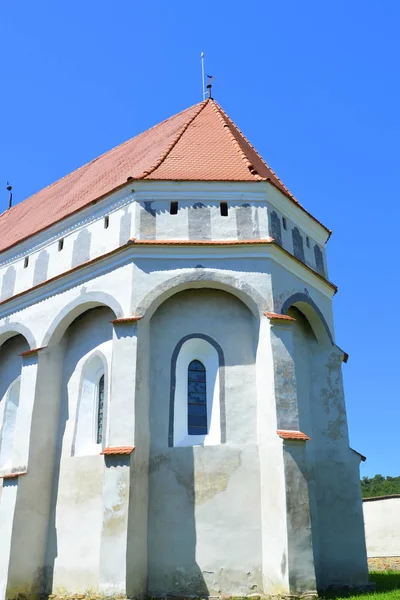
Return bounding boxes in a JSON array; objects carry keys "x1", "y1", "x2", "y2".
[
  {"x1": 363, "y1": 496, "x2": 400, "y2": 562},
  {"x1": 368, "y1": 557, "x2": 400, "y2": 572}
]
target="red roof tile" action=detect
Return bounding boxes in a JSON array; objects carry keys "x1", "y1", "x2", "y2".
[
  {"x1": 19, "y1": 347, "x2": 46, "y2": 358},
  {"x1": 111, "y1": 316, "x2": 142, "y2": 324},
  {"x1": 0, "y1": 99, "x2": 329, "y2": 254},
  {"x1": 129, "y1": 238, "x2": 274, "y2": 246},
  {"x1": 1, "y1": 471, "x2": 28, "y2": 479},
  {"x1": 100, "y1": 446, "x2": 135, "y2": 455},
  {"x1": 277, "y1": 429, "x2": 311, "y2": 441},
  {"x1": 264, "y1": 312, "x2": 296, "y2": 322}
]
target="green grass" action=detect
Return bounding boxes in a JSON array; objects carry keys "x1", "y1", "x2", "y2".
[{"x1": 319, "y1": 571, "x2": 400, "y2": 599}]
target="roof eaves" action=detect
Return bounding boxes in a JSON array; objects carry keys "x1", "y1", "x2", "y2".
[{"x1": 212, "y1": 101, "x2": 331, "y2": 238}]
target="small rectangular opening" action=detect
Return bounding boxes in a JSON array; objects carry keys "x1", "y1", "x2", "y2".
[
  {"x1": 58, "y1": 238, "x2": 64, "y2": 251},
  {"x1": 220, "y1": 202, "x2": 228, "y2": 216},
  {"x1": 170, "y1": 201, "x2": 178, "y2": 215},
  {"x1": 282, "y1": 217, "x2": 287, "y2": 230},
  {"x1": 24, "y1": 256, "x2": 29, "y2": 268},
  {"x1": 104, "y1": 216, "x2": 109, "y2": 229},
  {"x1": 306, "y1": 236, "x2": 310, "y2": 248}
]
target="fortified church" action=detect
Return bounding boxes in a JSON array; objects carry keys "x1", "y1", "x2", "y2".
[{"x1": 0, "y1": 98, "x2": 368, "y2": 598}]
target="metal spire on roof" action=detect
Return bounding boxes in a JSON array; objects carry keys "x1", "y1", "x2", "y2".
[
  {"x1": 201, "y1": 52, "x2": 206, "y2": 100},
  {"x1": 6, "y1": 182, "x2": 12, "y2": 209}
]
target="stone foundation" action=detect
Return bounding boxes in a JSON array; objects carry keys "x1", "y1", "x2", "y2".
[{"x1": 368, "y1": 557, "x2": 400, "y2": 571}]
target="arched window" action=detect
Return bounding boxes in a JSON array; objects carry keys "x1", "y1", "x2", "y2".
[
  {"x1": 0, "y1": 377, "x2": 21, "y2": 470},
  {"x1": 188, "y1": 360, "x2": 207, "y2": 435},
  {"x1": 172, "y1": 337, "x2": 223, "y2": 447},
  {"x1": 97, "y1": 374, "x2": 105, "y2": 444},
  {"x1": 73, "y1": 354, "x2": 107, "y2": 456}
]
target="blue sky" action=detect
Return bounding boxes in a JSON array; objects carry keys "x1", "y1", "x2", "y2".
[{"x1": 1, "y1": 1, "x2": 398, "y2": 477}]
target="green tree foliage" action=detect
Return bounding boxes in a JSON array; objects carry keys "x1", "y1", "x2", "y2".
[{"x1": 361, "y1": 474, "x2": 400, "y2": 498}]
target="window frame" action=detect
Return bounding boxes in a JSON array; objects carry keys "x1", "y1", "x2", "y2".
[{"x1": 170, "y1": 335, "x2": 225, "y2": 448}]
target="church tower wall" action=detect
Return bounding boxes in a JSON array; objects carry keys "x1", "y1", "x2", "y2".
[{"x1": 0, "y1": 153, "x2": 367, "y2": 596}]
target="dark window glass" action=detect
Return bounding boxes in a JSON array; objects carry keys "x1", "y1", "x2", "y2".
[
  {"x1": 220, "y1": 202, "x2": 228, "y2": 216},
  {"x1": 58, "y1": 238, "x2": 64, "y2": 251},
  {"x1": 97, "y1": 375, "x2": 105, "y2": 444},
  {"x1": 170, "y1": 201, "x2": 178, "y2": 215},
  {"x1": 188, "y1": 360, "x2": 207, "y2": 435},
  {"x1": 104, "y1": 216, "x2": 110, "y2": 229}
]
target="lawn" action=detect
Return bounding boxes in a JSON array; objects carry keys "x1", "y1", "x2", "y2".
[{"x1": 319, "y1": 571, "x2": 400, "y2": 599}]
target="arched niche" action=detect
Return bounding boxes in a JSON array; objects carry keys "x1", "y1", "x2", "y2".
[
  {"x1": 280, "y1": 293, "x2": 333, "y2": 347},
  {"x1": 72, "y1": 350, "x2": 108, "y2": 456},
  {"x1": 136, "y1": 271, "x2": 264, "y2": 321},
  {"x1": 0, "y1": 334, "x2": 30, "y2": 471},
  {"x1": 0, "y1": 323, "x2": 36, "y2": 351},
  {"x1": 0, "y1": 377, "x2": 21, "y2": 470},
  {"x1": 43, "y1": 291, "x2": 122, "y2": 347}
]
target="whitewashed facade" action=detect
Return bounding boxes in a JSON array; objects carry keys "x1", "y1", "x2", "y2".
[{"x1": 0, "y1": 110, "x2": 369, "y2": 598}]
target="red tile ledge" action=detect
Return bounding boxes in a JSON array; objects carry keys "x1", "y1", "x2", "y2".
[
  {"x1": 111, "y1": 316, "x2": 142, "y2": 324},
  {"x1": 277, "y1": 430, "x2": 310, "y2": 441},
  {"x1": 20, "y1": 347, "x2": 46, "y2": 358},
  {"x1": 1, "y1": 471, "x2": 28, "y2": 479},
  {"x1": 129, "y1": 237, "x2": 274, "y2": 246},
  {"x1": 101, "y1": 446, "x2": 135, "y2": 455},
  {"x1": 264, "y1": 312, "x2": 296, "y2": 322}
]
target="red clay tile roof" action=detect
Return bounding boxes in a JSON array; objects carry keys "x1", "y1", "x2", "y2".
[
  {"x1": 277, "y1": 429, "x2": 311, "y2": 441},
  {"x1": 111, "y1": 316, "x2": 142, "y2": 324},
  {"x1": 0, "y1": 99, "x2": 329, "y2": 254},
  {"x1": 1, "y1": 471, "x2": 28, "y2": 479},
  {"x1": 100, "y1": 446, "x2": 135, "y2": 455},
  {"x1": 19, "y1": 347, "x2": 46, "y2": 358},
  {"x1": 264, "y1": 312, "x2": 296, "y2": 322},
  {"x1": 129, "y1": 237, "x2": 274, "y2": 246}
]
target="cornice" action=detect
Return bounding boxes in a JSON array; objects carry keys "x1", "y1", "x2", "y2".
[
  {"x1": 277, "y1": 430, "x2": 311, "y2": 441},
  {"x1": 0, "y1": 237, "x2": 337, "y2": 320},
  {"x1": 20, "y1": 346, "x2": 47, "y2": 358},
  {"x1": 264, "y1": 312, "x2": 296, "y2": 323},
  {"x1": 101, "y1": 446, "x2": 135, "y2": 455},
  {"x1": 111, "y1": 316, "x2": 142, "y2": 324}
]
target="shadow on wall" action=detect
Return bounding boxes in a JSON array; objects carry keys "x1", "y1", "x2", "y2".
[
  {"x1": 136, "y1": 287, "x2": 260, "y2": 597},
  {"x1": 0, "y1": 336, "x2": 29, "y2": 465},
  {"x1": 148, "y1": 445, "x2": 207, "y2": 596},
  {"x1": 45, "y1": 307, "x2": 114, "y2": 592}
]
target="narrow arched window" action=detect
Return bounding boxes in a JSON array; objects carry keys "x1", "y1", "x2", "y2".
[
  {"x1": 188, "y1": 360, "x2": 207, "y2": 435},
  {"x1": 97, "y1": 374, "x2": 105, "y2": 444}
]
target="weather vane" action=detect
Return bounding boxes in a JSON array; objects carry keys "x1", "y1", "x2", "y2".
[{"x1": 6, "y1": 182, "x2": 12, "y2": 209}]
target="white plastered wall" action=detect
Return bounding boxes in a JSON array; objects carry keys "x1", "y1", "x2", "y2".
[
  {"x1": 0, "y1": 179, "x2": 339, "y2": 597},
  {"x1": 363, "y1": 498, "x2": 400, "y2": 557}
]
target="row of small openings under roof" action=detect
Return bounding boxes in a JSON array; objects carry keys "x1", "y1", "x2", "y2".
[
  {"x1": 170, "y1": 202, "x2": 229, "y2": 216},
  {"x1": 22, "y1": 215, "x2": 111, "y2": 269},
  {"x1": 169, "y1": 203, "x2": 311, "y2": 247}
]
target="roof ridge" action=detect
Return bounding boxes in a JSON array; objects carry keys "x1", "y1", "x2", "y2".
[
  {"x1": 209, "y1": 100, "x2": 263, "y2": 181},
  {"x1": 212, "y1": 99, "x2": 297, "y2": 201},
  {"x1": 1, "y1": 100, "x2": 207, "y2": 220},
  {"x1": 142, "y1": 100, "x2": 209, "y2": 178}
]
